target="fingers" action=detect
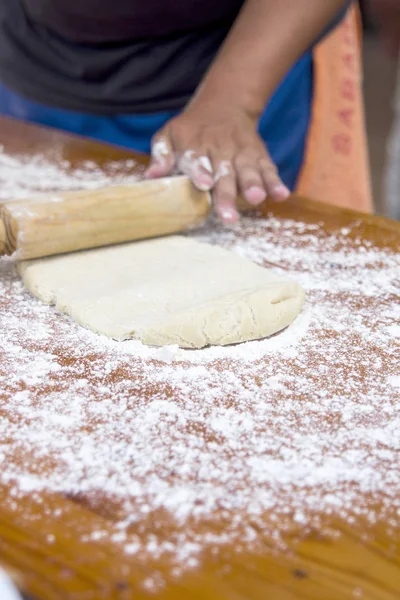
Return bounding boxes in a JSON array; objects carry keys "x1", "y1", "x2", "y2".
[
  {"x1": 145, "y1": 132, "x2": 175, "y2": 179},
  {"x1": 211, "y1": 159, "x2": 240, "y2": 224},
  {"x1": 211, "y1": 147, "x2": 290, "y2": 224},
  {"x1": 259, "y1": 157, "x2": 290, "y2": 202},
  {"x1": 235, "y1": 155, "x2": 266, "y2": 207},
  {"x1": 177, "y1": 150, "x2": 214, "y2": 191},
  {"x1": 146, "y1": 134, "x2": 214, "y2": 192},
  {"x1": 234, "y1": 150, "x2": 290, "y2": 207},
  {"x1": 146, "y1": 119, "x2": 290, "y2": 229}
]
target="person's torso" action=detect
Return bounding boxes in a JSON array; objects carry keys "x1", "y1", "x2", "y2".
[
  {"x1": 20, "y1": 0, "x2": 244, "y2": 42},
  {"x1": 0, "y1": 0, "x2": 351, "y2": 115},
  {"x1": 0, "y1": 0, "x2": 244, "y2": 113}
]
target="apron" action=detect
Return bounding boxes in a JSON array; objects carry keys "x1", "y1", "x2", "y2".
[{"x1": 296, "y1": 4, "x2": 373, "y2": 213}]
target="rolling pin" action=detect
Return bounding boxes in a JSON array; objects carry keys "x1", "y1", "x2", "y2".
[{"x1": 0, "y1": 176, "x2": 211, "y2": 260}]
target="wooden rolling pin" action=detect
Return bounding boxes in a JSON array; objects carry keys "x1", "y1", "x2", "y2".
[{"x1": 0, "y1": 176, "x2": 211, "y2": 260}]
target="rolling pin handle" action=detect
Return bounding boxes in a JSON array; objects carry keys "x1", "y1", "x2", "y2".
[
  {"x1": 0, "y1": 218, "x2": 8, "y2": 256},
  {"x1": 0, "y1": 209, "x2": 15, "y2": 257},
  {"x1": 1, "y1": 177, "x2": 210, "y2": 260}
]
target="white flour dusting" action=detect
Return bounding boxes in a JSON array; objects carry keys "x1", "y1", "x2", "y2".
[
  {"x1": 0, "y1": 148, "x2": 142, "y2": 200},
  {"x1": 0, "y1": 150, "x2": 400, "y2": 584},
  {"x1": 151, "y1": 138, "x2": 170, "y2": 163},
  {"x1": 178, "y1": 150, "x2": 213, "y2": 191}
]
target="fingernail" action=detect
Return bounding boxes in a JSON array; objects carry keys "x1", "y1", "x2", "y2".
[
  {"x1": 272, "y1": 184, "x2": 290, "y2": 202},
  {"x1": 245, "y1": 186, "x2": 267, "y2": 206},
  {"x1": 197, "y1": 183, "x2": 213, "y2": 191}
]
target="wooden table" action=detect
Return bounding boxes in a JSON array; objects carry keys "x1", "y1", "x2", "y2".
[{"x1": 0, "y1": 117, "x2": 399, "y2": 600}]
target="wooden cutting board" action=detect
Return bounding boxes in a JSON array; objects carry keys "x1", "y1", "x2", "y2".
[{"x1": 0, "y1": 117, "x2": 399, "y2": 600}]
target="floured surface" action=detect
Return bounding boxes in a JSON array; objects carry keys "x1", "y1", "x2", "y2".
[
  {"x1": 1, "y1": 205, "x2": 400, "y2": 584},
  {"x1": 0, "y1": 133, "x2": 400, "y2": 591},
  {"x1": 0, "y1": 146, "x2": 142, "y2": 199},
  {"x1": 19, "y1": 236, "x2": 304, "y2": 348}
]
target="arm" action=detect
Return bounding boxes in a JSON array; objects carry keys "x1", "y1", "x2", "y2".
[
  {"x1": 146, "y1": 0, "x2": 348, "y2": 222},
  {"x1": 191, "y1": 0, "x2": 348, "y2": 119}
]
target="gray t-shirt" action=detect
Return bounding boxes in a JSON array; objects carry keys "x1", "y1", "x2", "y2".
[{"x1": 0, "y1": 0, "x2": 350, "y2": 115}]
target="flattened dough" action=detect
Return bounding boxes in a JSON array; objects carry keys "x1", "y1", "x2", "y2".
[{"x1": 19, "y1": 236, "x2": 305, "y2": 348}]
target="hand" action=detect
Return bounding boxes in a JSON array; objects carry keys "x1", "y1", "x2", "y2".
[
  {"x1": 145, "y1": 104, "x2": 290, "y2": 224},
  {"x1": 369, "y1": 0, "x2": 400, "y2": 57}
]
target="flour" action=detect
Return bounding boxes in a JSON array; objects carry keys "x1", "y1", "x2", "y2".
[
  {"x1": 0, "y1": 570, "x2": 22, "y2": 600},
  {"x1": 178, "y1": 150, "x2": 213, "y2": 190},
  {"x1": 387, "y1": 324, "x2": 400, "y2": 337},
  {"x1": 0, "y1": 149, "x2": 141, "y2": 200},
  {"x1": 0, "y1": 149, "x2": 400, "y2": 583},
  {"x1": 151, "y1": 137, "x2": 170, "y2": 163},
  {"x1": 214, "y1": 160, "x2": 232, "y2": 182},
  {"x1": 388, "y1": 375, "x2": 400, "y2": 388}
]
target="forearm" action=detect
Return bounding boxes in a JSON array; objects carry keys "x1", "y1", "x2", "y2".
[{"x1": 191, "y1": 0, "x2": 348, "y2": 117}]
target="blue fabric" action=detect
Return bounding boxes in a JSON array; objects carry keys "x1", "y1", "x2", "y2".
[{"x1": 0, "y1": 52, "x2": 312, "y2": 190}]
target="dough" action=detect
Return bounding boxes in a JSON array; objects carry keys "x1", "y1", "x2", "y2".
[{"x1": 18, "y1": 236, "x2": 305, "y2": 348}]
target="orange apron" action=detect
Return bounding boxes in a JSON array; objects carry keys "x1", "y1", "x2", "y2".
[{"x1": 296, "y1": 4, "x2": 373, "y2": 213}]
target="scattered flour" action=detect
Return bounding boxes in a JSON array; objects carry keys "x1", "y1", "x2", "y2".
[
  {"x1": 0, "y1": 149, "x2": 400, "y2": 583},
  {"x1": 177, "y1": 150, "x2": 213, "y2": 191},
  {"x1": 151, "y1": 138, "x2": 170, "y2": 163},
  {"x1": 0, "y1": 149, "x2": 142, "y2": 200}
]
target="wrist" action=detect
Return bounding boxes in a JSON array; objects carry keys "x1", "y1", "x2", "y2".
[{"x1": 188, "y1": 79, "x2": 264, "y2": 123}]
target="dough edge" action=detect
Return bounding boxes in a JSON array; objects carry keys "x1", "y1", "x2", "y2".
[{"x1": 17, "y1": 237, "x2": 306, "y2": 349}]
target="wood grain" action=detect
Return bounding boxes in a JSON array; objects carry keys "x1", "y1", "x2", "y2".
[
  {"x1": 0, "y1": 116, "x2": 399, "y2": 600},
  {"x1": 0, "y1": 177, "x2": 210, "y2": 259}
]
